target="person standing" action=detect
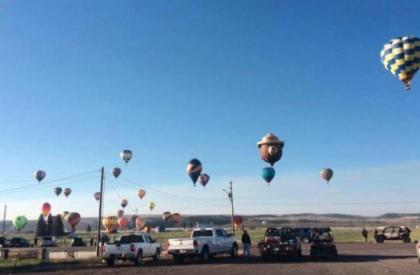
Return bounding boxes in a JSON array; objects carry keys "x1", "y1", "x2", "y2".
[
  {"x1": 362, "y1": 228, "x2": 368, "y2": 243},
  {"x1": 241, "y1": 229, "x2": 251, "y2": 256}
]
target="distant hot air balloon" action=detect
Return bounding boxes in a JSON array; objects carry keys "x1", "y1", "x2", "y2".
[
  {"x1": 262, "y1": 167, "x2": 275, "y2": 184},
  {"x1": 162, "y1": 211, "x2": 172, "y2": 222},
  {"x1": 118, "y1": 217, "x2": 129, "y2": 228},
  {"x1": 121, "y1": 199, "x2": 128, "y2": 209},
  {"x1": 138, "y1": 189, "x2": 146, "y2": 199},
  {"x1": 380, "y1": 36, "x2": 420, "y2": 91},
  {"x1": 66, "y1": 212, "x2": 81, "y2": 231},
  {"x1": 34, "y1": 170, "x2": 46, "y2": 182},
  {"x1": 135, "y1": 217, "x2": 145, "y2": 231},
  {"x1": 94, "y1": 192, "x2": 101, "y2": 201},
  {"x1": 257, "y1": 133, "x2": 284, "y2": 166},
  {"x1": 233, "y1": 215, "x2": 243, "y2": 229},
  {"x1": 199, "y1": 174, "x2": 210, "y2": 187},
  {"x1": 54, "y1": 187, "x2": 62, "y2": 197},
  {"x1": 41, "y1": 202, "x2": 51, "y2": 216},
  {"x1": 64, "y1": 188, "x2": 72, "y2": 197},
  {"x1": 102, "y1": 216, "x2": 118, "y2": 233},
  {"x1": 171, "y1": 213, "x2": 182, "y2": 224},
  {"x1": 117, "y1": 209, "x2": 124, "y2": 218},
  {"x1": 321, "y1": 168, "x2": 334, "y2": 183},
  {"x1": 112, "y1": 167, "x2": 121, "y2": 178},
  {"x1": 187, "y1": 159, "x2": 202, "y2": 186},
  {"x1": 149, "y1": 202, "x2": 155, "y2": 211},
  {"x1": 120, "y1": 150, "x2": 133, "y2": 164},
  {"x1": 13, "y1": 216, "x2": 27, "y2": 231}
]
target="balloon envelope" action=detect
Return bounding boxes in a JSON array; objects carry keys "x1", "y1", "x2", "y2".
[
  {"x1": 13, "y1": 216, "x2": 27, "y2": 231},
  {"x1": 380, "y1": 36, "x2": 420, "y2": 90},
  {"x1": 149, "y1": 202, "x2": 155, "y2": 211},
  {"x1": 186, "y1": 159, "x2": 202, "y2": 185},
  {"x1": 171, "y1": 213, "x2": 182, "y2": 224},
  {"x1": 138, "y1": 189, "x2": 146, "y2": 199},
  {"x1": 233, "y1": 215, "x2": 243, "y2": 225},
  {"x1": 162, "y1": 211, "x2": 172, "y2": 221},
  {"x1": 34, "y1": 170, "x2": 46, "y2": 182},
  {"x1": 54, "y1": 187, "x2": 62, "y2": 196},
  {"x1": 64, "y1": 188, "x2": 72, "y2": 197},
  {"x1": 135, "y1": 217, "x2": 145, "y2": 230},
  {"x1": 120, "y1": 150, "x2": 133, "y2": 164},
  {"x1": 117, "y1": 209, "x2": 124, "y2": 218},
  {"x1": 257, "y1": 133, "x2": 284, "y2": 166},
  {"x1": 262, "y1": 167, "x2": 275, "y2": 184},
  {"x1": 102, "y1": 216, "x2": 118, "y2": 233},
  {"x1": 199, "y1": 174, "x2": 210, "y2": 187},
  {"x1": 41, "y1": 202, "x2": 51, "y2": 216},
  {"x1": 94, "y1": 192, "x2": 101, "y2": 201},
  {"x1": 321, "y1": 168, "x2": 334, "y2": 183},
  {"x1": 112, "y1": 167, "x2": 122, "y2": 178},
  {"x1": 66, "y1": 212, "x2": 81, "y2": 228},
  {"x1": 121, "y1": 199, "x2": 128, "y2": 208},
  {"x1": 118, "y1": 217, "x2": 129, "y2": 228}
]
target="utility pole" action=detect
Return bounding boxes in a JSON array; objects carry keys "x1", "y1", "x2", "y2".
[
  {"x1": 2, "y1": 205, "x2": 6, "y2": 236},
  {"x1": 223, "y1": 181, "x2": 235, "y2": 235},
  {"x1": 96, "y1": 167, "x2": 105, "y2": 257}
]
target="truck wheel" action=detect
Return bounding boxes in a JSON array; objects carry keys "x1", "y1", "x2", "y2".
[
  {"x1": 403, "y1": 237, "x2": 411, "y2": 243},
  {"x1": 376, "y1": 236, "x2": 384, "y2": 243},
  {"x1": 106, "y1": 258, "x2": 115, "y2": 267},
  {"x1": 230, "y1": 244, "x2": 238, "y2": 257},
  {"x1": 173, "y1": 255, "x2": 184, "y2": 264},
  {"x1": 297, "y1": 249, "x2": 302, "y2": 258},
  {"x1": 133, "y1": 250, "x2": 142, "y2": 266},
  {"x1": 153, "y1": 249, "x2": 161, "y2": 262},
  {"x1": 201, "y1": 247, "x2": 210, "y2": 263}
]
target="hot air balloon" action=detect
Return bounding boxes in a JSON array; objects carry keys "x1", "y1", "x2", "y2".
[
  {"x1": 233, "y1": 215, "x2": 243, "y2": 229},
  {"x1": 321, "y1": 168, "x2": 334, "y2": 183},
  {"x1": 41, "y1": 202, "x2": 51, "y2": 216},
  {"x1": 34, "y1": 170, "x2": 46, "y2": 182},
  {"x1": 118, "y1": 217, "x2": 129, "y2": 228},
  {"x1": 171, "y1": 213, "x2": 182, "y2": 224},
  {"x1": 54, "y1": 187, "x2": 62, "y2": 197},
  {"x1": 199, "y1": 174, "x2": 210, "y2": 187},
  {"x1": 257, "y1": 133, "x2": 284, "y2": 166},
  {"x1": 94, "y1": 192, "x2": 101, "y2": 201},
  {"x1": 135, "y1": 217, "x2": 145, "y2": 231},
  {"x1": 117, "y1": 209, "x2": 124, "y2": 218},
  {"x1": 120, "y1": 150, "x2": 133, "y2": 164},
  {"x1": 63, "y1": 211, "x2": 69, "y2": 218},
  {"x1": 187, "y1": 159, "x2": 202, "y2": 186},
  {"x1": 138, "y1": 189, "x2": 146, "y2": 199},
  {"x1": 66, "y1": 212, "x2": 81, "y2": 231},
  {"x1": 380, "y1": 36, "x2": 420, "y2": 91},
  {"x1": 121, "y1": 199, "x2": 128, "y2": 209},
  {"x1": 112, "y1": 167, "x2": 121, "y2": 178},
  {"x1": 262, "y1": 167, "x2": 275, "y2": 184},
  {"x1": 13, "y1": 216, "x2": 27, "y2": 231},
  {"x1": 64, "y1": 188, "x2": 72, "y2": 197},
  {"x1": 162, "y1": 211, "x2": 172, "y2": 221},
  {"x1": 149, "y1": 202, "x2": 155, "y2": 211},
  {"x1": 102, "y1": 216, "x2": 118, "y2": 233}
]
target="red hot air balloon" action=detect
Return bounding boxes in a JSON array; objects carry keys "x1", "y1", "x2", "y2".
[
  {"x1": 233, "y1": 215, "x2": 243, "y2": 229},
  {"x1": 41, "y1": 202, "x2": 51, "y2": 216},
  {"x1": 118, "y1": 217, "x2": 129, "y2": 228}
]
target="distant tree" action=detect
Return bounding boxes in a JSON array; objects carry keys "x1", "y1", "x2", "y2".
[
  {"x1": 46, "y1": 214, "x2": 53, "y2": 235},
  {"x1": 36, "y1": 214, "x2": 47, "y2": 237},
  {"x1": 52, "y1": 215, "x2": 65, "y2": 237},
  {"x1": 86, "y1": 224, "x2": 92, "y2": 233}
]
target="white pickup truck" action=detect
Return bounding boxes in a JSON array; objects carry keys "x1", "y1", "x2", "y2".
[
  {"x1": 168, "y1": 227, "x2": 238, "y2": 263},
  {"x1": 102, "y1": 233, "x2": 161, "y2": 266}
]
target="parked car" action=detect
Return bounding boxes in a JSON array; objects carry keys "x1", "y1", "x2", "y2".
[
  {"x1": 41, "y1": 236, "x2": 57, "y2": 247},
  {"x1": 70, "y1": 237, "x2": 86, "y2": 247},
  {"x1": 9, "y1": 237, "x2": 31, "y2": 248},
  {"x1": 0, "y1": 237, "x2": 8, "y2": 248},
  {"x1": 294, "y1": 227, "x2": 315, "y2": 243},
  {"x1": 258, "y1": 227, "x2": 302, "y2": 259},
  {"x1": 374, "y1": 226, "x2": 411, "y2": 243},
  {"x1": 310, "y1": 227, "x2": 338, "y2": 259},
  {"x1": 102, "y1": 233, "x2": 161, "y2": 266},
  {"x1": 168, "y1": 227, "x2": 238, "y2": 264}
]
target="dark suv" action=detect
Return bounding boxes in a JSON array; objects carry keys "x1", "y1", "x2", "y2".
[
  {"x1": 374, "y1": 226, "x2": 411, "y2": 243},
  {"x1": 310, "y1": 227, "x2": 338, "y2": 259},
  {"x1": 258, "y1": 227, "x2": 302, "y2": 259},
  {"x1": 9, "y1": 237, "x2": 31, "y2": 247}
]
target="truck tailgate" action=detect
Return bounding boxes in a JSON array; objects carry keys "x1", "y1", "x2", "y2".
[{"x1": 168, "y1": 238, "x2": 195, "y2": 250}]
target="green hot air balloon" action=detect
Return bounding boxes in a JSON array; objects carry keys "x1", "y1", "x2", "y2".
[
  {"x1": 13, "y1": 216, "x2": 28, "y2": 231},
  {"x1": 262, "y1": 167, "x2": 275, "y2": 184}
]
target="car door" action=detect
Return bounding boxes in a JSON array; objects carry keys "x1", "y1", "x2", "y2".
[
  {"x1": 143, "y1": 235, "x2": 154, "y2": 257},
  {"x1": 219, "y1": 229, "x2": 231, "y2": 252}
]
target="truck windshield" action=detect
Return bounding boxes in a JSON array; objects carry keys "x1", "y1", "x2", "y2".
[
  {"x1": 192, "y1": 230, "x2": 213, "y2": 237},
  {"x1": 119, "y1": 235, "x2": 144, "y2": 244}
]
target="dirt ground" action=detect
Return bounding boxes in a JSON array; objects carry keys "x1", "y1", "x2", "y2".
[{"x1": 20, "y1": 243, "x2": 419, "y2": 275}]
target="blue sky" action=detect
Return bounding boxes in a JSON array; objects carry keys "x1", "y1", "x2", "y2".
[{"x1": 1, "y1": 0, "x2": 420, "y2": 219}]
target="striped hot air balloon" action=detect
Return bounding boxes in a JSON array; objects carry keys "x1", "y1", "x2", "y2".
[
  {"x1": 102, "y1": 216, "x2": 119, "y2": 233},
  {"x1": 380, "y1": 36, "x2": 420, "y2": 90}
]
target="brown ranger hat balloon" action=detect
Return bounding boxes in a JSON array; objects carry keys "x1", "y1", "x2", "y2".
[{"x1": 257, "y1": 133, "x2": 284, "y2": 166}]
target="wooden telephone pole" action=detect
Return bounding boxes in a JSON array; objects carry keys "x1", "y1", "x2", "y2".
[
  {"x1": 223, "y1": 181, "x2": 235, "y2": 235},
  {"x1": 96, "y1": 167, "x2": 105, "y2": 257}
]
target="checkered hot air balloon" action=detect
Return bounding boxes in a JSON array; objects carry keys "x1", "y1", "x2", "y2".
[{"x1": 380, "y1": 36, "x2": 420, "y2": 91}]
